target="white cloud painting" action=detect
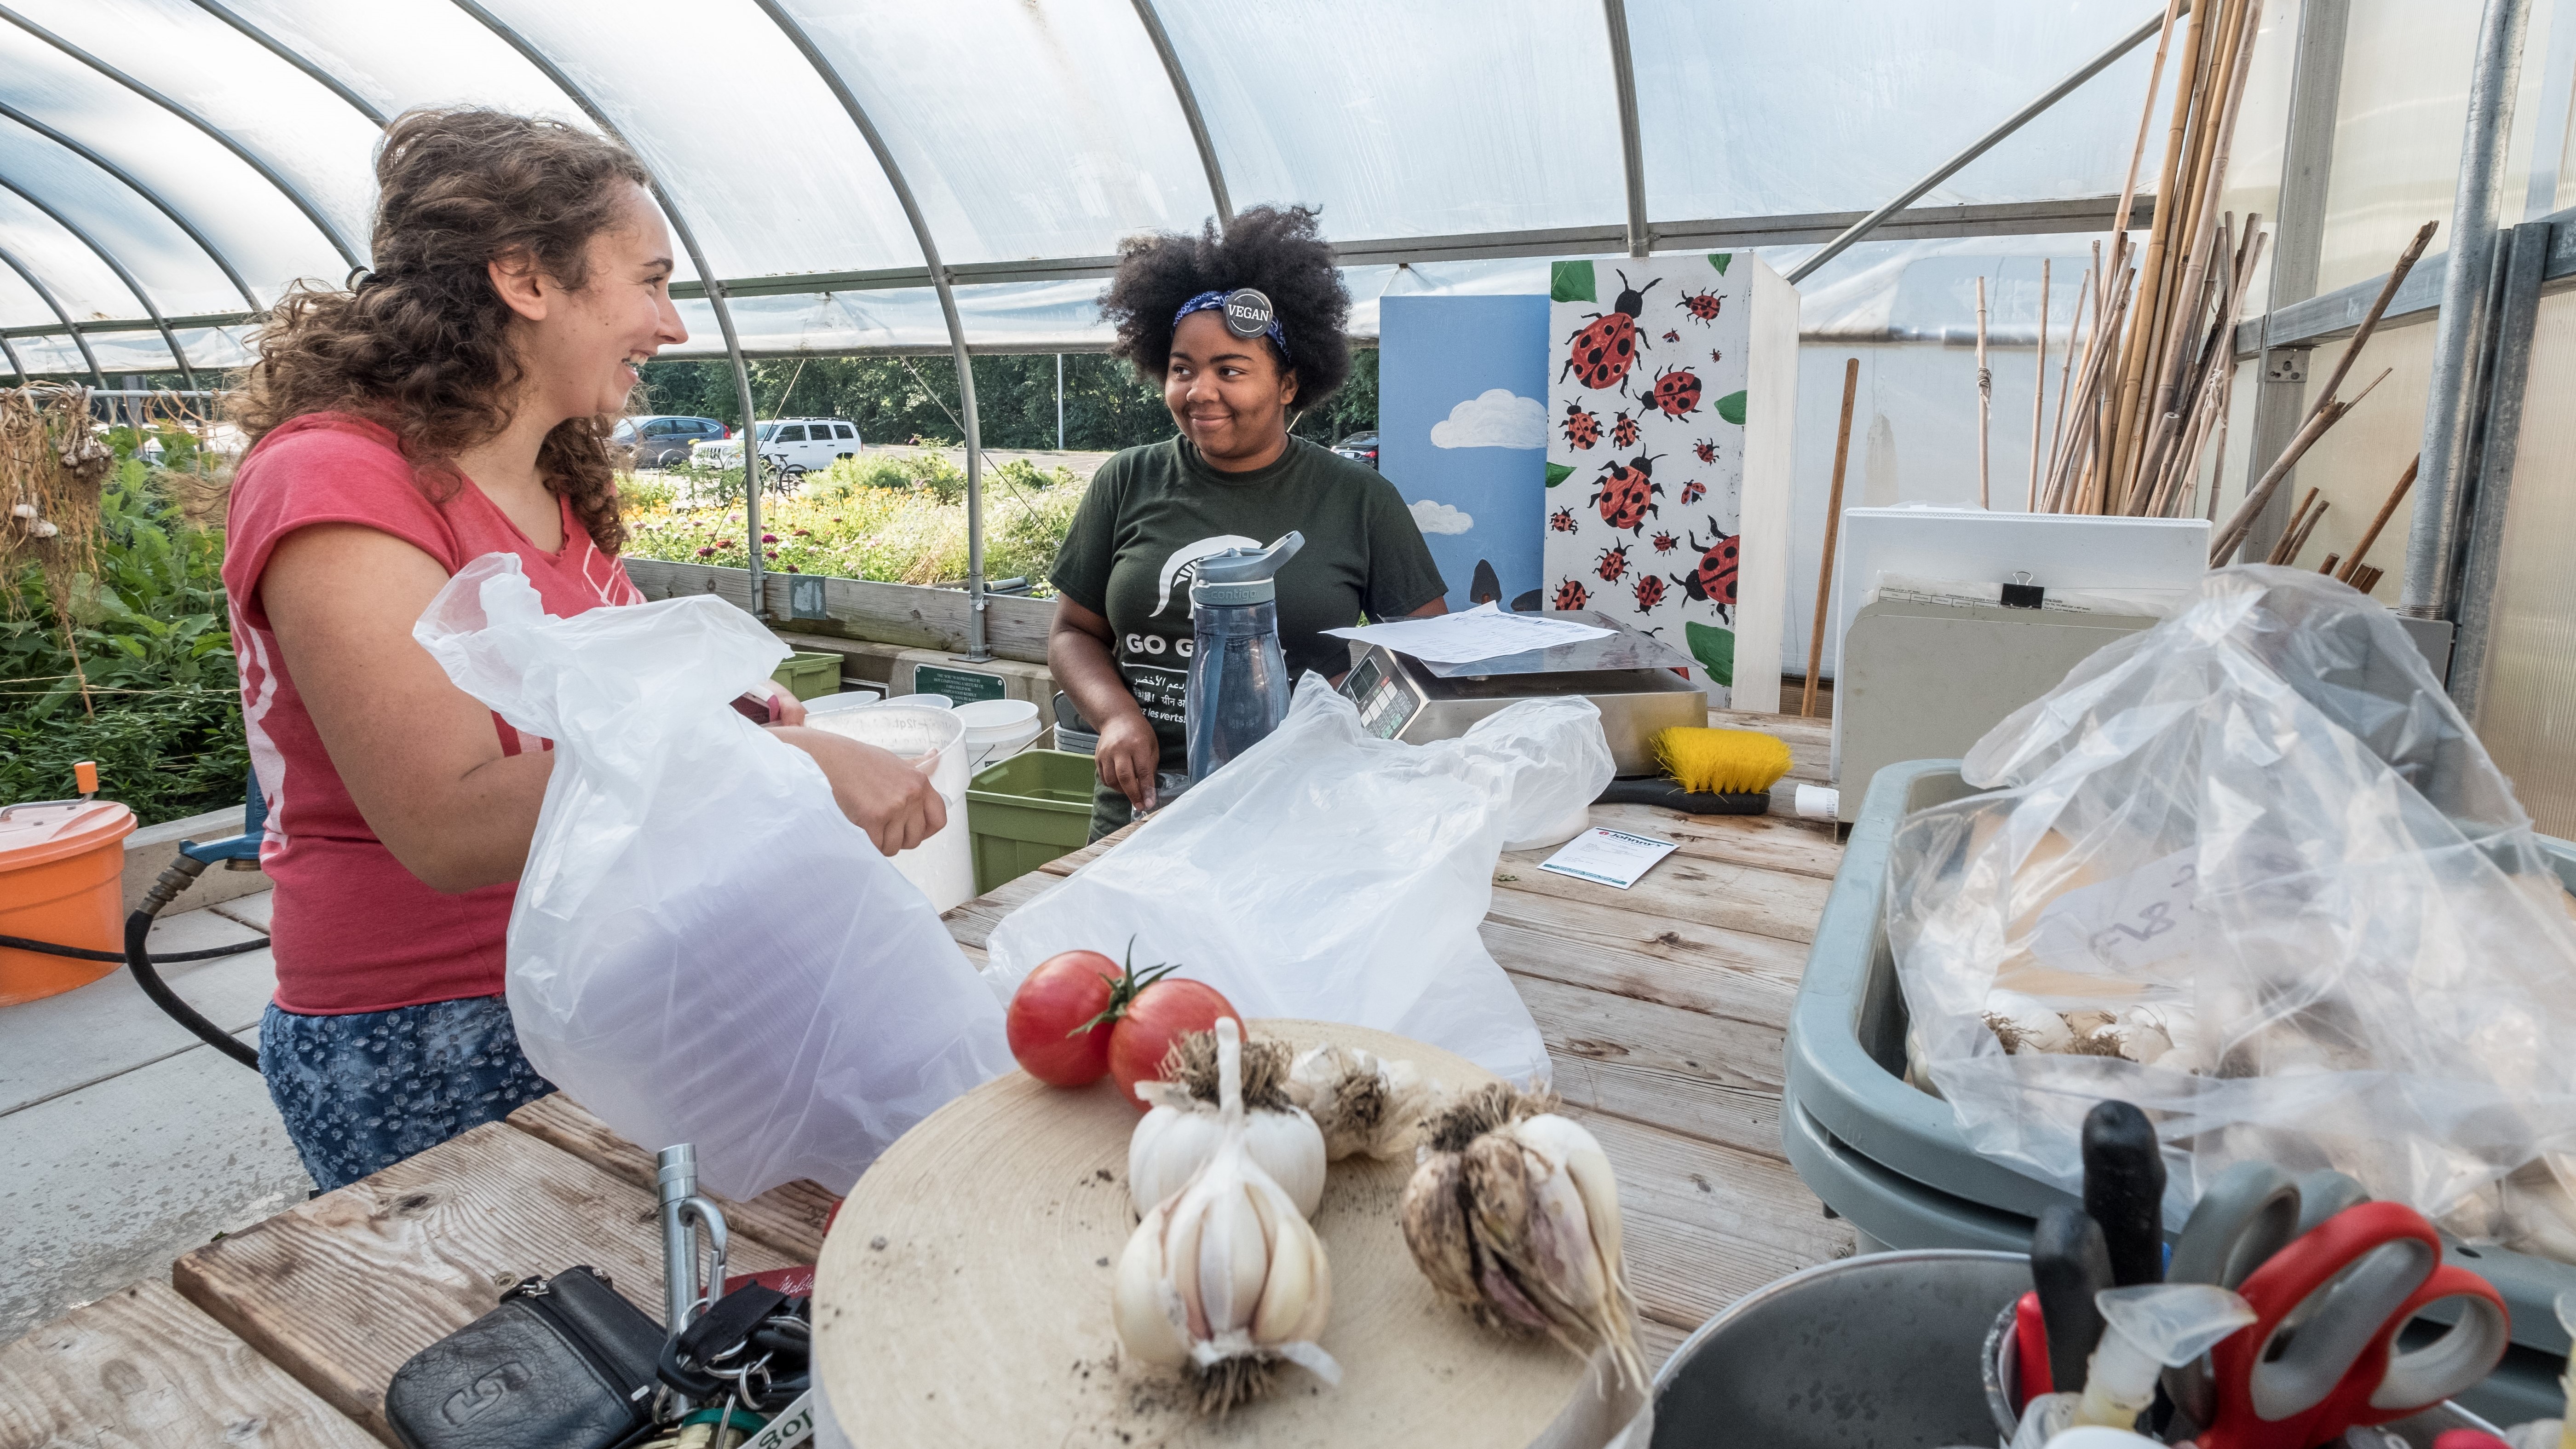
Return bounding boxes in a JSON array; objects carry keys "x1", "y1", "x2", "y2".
[
  {"x1": 1410, "y1": 499, "x2": 1475, "y2": 535},
  {"x1": 1430, "y1": 388, "x2": 1546, "y2": 450}
]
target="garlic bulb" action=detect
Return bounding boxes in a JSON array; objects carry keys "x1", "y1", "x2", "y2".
[
  {"x1": 1399, "y1": 1084, "x2": 1646, "y2": 1388},
  {"x1": 1130, "y1": 1029, "x2": 1327, "y2": 1218},
  {"x1": 1114, "y1": 1017, "x2": 1340, "y2": 1414},
  {"x1": 1286, "y1": 1043, "x2": 1436, "y2": 1160}
]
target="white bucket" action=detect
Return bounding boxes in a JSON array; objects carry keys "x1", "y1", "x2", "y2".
[
  {"x1": 805, "y1": 704, "x2": 975, "y2": 911},
  {"x1": 883, "y1": 693, "x2": 954, "y2": 711},
  {"x1": 954, "y1": 698, "x2": 1041, "y2": 773},
  {"x1": 802, "y1": 689, "x2": 883, "y2": 717}
]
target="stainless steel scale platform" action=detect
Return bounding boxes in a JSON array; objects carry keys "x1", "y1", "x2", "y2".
[{"x1": 1335, "y1": 611, "x2": 1708, "y2": 777}]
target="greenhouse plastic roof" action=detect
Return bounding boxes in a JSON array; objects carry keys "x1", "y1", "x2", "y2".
[{"x1": 0, "y1": 0, "x2": 2201, "y2": 378}]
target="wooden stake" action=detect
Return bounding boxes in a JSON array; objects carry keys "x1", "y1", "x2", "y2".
[
  {"x1": 2336, "y1": 453, "x2": 2419, "y2": 583},
  {"x1": 2112, "y1": 0, "x2": 2215, "y2": 501},
  {"x1": 2030, "y1": 257, "x2": 2051, "y2": 512},
  {"x1": 1976, "y1": 274, "x2": 1992, "y2": 508},
  {"x1": 2318, "y1": 552, "x2": 2341, "y2": 575},
  {"x1": 2045, "y1": 266, "x2": 2093, "y2": 506},
  {"x1": 2266, "y1": 487, "x2": 2321, "y2": 564},
  {"x1": 2210, "y1": 366, "x2": 2393, "y2": 563},
  {"x1": 1803, "y1": 358, "x2": 1861, "y2": 719}
]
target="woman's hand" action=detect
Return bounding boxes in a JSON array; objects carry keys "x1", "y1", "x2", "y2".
[
  {"x1": 770, "y1": 725, "x2": 946, "y2": 855},
  {"x1": 1094, "y1": 709, "x2": 1161, "y2": 811}
]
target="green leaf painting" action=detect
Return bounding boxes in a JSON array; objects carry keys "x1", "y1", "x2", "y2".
[
  {"x1": 1685, "y1": 621, "x2": 1736, "y2": 687},
  {"x1": 1707, "y1": 253, "x2": 1732, "y2": 276},
  {"x1": 1551, "y1": 260, "x2": 1598, "y2": 304},
  {"x1": 1714, "y1": 390, "x2": 1748, "y2": 426},
  {"x1": 1545, "y1": 462, "x2": 1575, "y2": 489}
]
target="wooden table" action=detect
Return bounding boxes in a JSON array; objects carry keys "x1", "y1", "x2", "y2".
[{"x1": 2, "y1": 709, "x2": 1852, "y2": 1445}]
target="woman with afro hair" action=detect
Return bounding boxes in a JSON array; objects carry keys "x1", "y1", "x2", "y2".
[{"x1": 1051, "y1": 206, "x2": 1447, "y2": 838}]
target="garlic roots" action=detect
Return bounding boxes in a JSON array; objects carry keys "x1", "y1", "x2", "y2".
[
  {"x1": 1399, "y1": 1084, "x2": 1646, "y2": 1389},
  {"x1": 1113, "y1": 1017, "x2": 1340, "y2": 1414},
  {"x1": 1286, "y1": 1043, "x2": 1436, "y2": 1161},
  {"x1": 1131, "y1": 1029, "x2": 1328, "y2": 1218}
]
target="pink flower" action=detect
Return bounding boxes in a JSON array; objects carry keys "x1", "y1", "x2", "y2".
[
  {"x1": 785, "y1": 564, "x2": 801, "y2": 574},
  {"x1": 761, "y1": 533, "x2": 778, "y2": 544},
  {"x1": 695, "y1": 546, "x2": 713, "y2": 558},
  {"x1": 716, "y1": 537, "x2": 734, "y2": 548},
  {"x1": 764, "y1": 549, "x2": 777, "y2": 559}
]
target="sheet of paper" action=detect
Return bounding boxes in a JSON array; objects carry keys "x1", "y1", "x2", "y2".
[
  {"x1": 1536, "y1": 827, "x2": 1680, "y2": 890},
  {"x1": 1323, "y1": 602, "x2": 1613, "y2": 664}
]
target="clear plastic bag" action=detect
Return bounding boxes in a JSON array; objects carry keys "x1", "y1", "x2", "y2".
[
  {"x1": 415, "y1": 555, "x2": 1011, "y2": 1198},
  {"x1": 985, "y1": 678, "x2": 1616, "y2": 1083},
  {"x1": 1887, "y1": 566, "x2": 2576, "y2": 1239}
]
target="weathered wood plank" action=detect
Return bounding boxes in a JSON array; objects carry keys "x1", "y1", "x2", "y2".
[
  {"x1": 1547, "y1": 1049, "x2": 1784, "y2": 1163},
  {"x1": 1584, "y1": 803, "x2": 1845, "y2": 881},
  {"x1": 1514, "y1": 972, "x2": 1786, "y2": 1163},
  {"x1": 1574, "y1": 1108, "x2": 1853, "y2": 1336},
  {"x1": 1479, "y1": 896, "x2": 1808, "y2": 1013},
  {"x1": 172, "y1": 1122, "x2": 789, "y2": 1442},
  {"x1": 1493, "y1": 838, "x2": 1834, "y2": 947},
  {"x1": 0, "y1": 1280, "x2": 375, "y2": 1449},
  {"x1": 504, "y1": 1095, "x2": 838, "y2": 1261},
  {"x1": 621, "y1": 558, "x2": 1054, "y2": 664}
]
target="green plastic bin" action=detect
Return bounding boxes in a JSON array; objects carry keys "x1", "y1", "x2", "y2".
[
  {"x1": 770, "y1": 651, "x2": 841, "y2": 700},
  {"x1": 966, "y1": 749, "x2": 1097, "y2": 895}
]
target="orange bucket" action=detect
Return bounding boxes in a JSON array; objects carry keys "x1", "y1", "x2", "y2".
[{"x1": 1, "y1": 798, "x2": 138, "y2": 1005}]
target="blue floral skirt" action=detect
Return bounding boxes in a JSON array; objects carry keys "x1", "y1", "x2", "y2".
[{"x1": 259, "y1": 994, "x2": 555, "y2": 1192}]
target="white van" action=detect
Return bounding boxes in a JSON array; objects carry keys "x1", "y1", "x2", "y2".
[{"x1": 691, "y1": 417, "x2": 861, "y2": 479}]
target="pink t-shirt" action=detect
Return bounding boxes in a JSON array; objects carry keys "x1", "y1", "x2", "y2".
[{"x1": 223, "y1": 412, "x2": 644, "y2": 1014}]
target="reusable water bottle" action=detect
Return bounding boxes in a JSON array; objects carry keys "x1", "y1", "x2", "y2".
[{"x1": 1184, "y1": 531, "x2": 1304, "y2": 783}]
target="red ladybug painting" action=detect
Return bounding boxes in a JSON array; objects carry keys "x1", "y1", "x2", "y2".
[
  {"x1": 1679, "y1": 288, "x2": 1724, "y2": 324},
  {"x1": 1561, "y1": 402, "x2": 1601, "y2": 450},
  {"x1": 1692, "y1": 438, "x2": 1718, "y2": 464},
  {"x1": 1661, "y1": 329, "x2": 1680, "y2": 343},
  {"x1": 1670, "y1": 518, "x2": 1741, "y2": 623},
  {"x1": 1549, "y1": 506, "x2": 1577, "y2": 534},
  {"x1": 1632, "y1": 574, "x2": 1668, "y2": 611},
  {"x1": 1587, "y1": 453, "x2": 1663, "y2": 535},
  {"x1": 1559, "y1": 270, "x2": 1658, "y2": 396},
  {"x1": 1609, "y1": 410, "x2": 1640, "y2": 449},
  {"x1": 1650, "y1": 529, "x2": 1679, "y2": 554},
  {"x1": 1595, "y1": 543, "x2": 1630, "y2": 583},
  {"x1": 1679, "y1": 479, "x2": 1707, "y2": 505},
  {"x1": 1649, "y1": 364, "x2": 1703, "y2": 421},
  {"x1": 1709, "y1": 349, "x2": 1725, "y2": 364},
  {"x1": 1553, "y1": 578, "x2": 1591, "y2": 612}
]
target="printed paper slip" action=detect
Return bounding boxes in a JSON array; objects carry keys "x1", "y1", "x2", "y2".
[
  {"x1": 1536, "y1": 827, "x2": 1680, "y2": 890},
  {"x1": 1324, "y1": 602, "x2": 1612, "y2": 664}
]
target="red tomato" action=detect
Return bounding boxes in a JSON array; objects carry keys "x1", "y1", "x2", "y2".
[
  {"x1": 1005, "y1": 950, "x2": 1120, "y2": 1086},
  {"x1": 1108, "y1": 979, "x2": 1242, "y2": 1114}
]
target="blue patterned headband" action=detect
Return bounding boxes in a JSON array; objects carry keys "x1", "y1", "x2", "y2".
[{"x1": 1174, "y1": 288, "x2": 1290, "y2": 362}]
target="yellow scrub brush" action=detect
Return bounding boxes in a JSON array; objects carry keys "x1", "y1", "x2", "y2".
[{"x1": 1594, "y1": 727, "x2": 1795, "y2": 815}]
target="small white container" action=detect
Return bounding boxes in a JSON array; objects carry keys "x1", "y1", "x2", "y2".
[
  {"x1": 883, "y1": 693, "x2": 954, "y2": 711},
  {"x1": 804, "y1": 704, "x2": 975, "y2": 911},
  {"x1": 802, "y1": 689, "x2": 883, "y2": 718},
  {"x1": 954, "y1": 698, "x2": 1041, "y2": 773}
]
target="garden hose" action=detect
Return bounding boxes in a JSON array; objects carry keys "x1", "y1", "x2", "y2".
[{"x1": 1, "y1": 854, "x2": 266, "y2": 1069}]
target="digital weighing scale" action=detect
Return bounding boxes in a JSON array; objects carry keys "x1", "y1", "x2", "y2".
[{"x1": 1336, "y1": 611, "x2": 1708, "y2": 777}]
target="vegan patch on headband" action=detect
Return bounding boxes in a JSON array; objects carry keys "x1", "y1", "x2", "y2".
[{"x1": 1174, "y1": 288, "x2": 1290, "y2": 361}]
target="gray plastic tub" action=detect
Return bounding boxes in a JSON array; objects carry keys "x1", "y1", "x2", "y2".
[{"x1": 1781, "y1": 757, "x2": 2576, "y2": 1426}]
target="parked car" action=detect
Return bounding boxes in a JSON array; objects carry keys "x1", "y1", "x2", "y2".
[
  {"x1": 612, "y1": 414, "x2": 728, "y2": 467},
  {"x1": 1332, "y1": 431, "x2": 1380, "y2": 469},
  {"x1": 691, "y1": 417, "x2": 862, "y2": 479}
]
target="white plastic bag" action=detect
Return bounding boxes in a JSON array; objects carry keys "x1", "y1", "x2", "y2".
[
  {"x1": 985, "y1": 678, "x2": 1616, "y2": 1083},
  {"x1": 415, "y1": 554, "x2": 1011, "y2": 1197},
  {"x1": 1886, "y1": 566, "x2": 2576, "y2": 1240}
]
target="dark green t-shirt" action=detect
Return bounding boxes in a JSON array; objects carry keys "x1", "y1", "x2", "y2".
[{"x1": 1051, "y1": 434, "x2": 1446, "y2": 785}]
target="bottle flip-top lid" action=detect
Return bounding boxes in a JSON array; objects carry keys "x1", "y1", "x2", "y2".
[{"x1": 1191, "y1": 531, "x2": 1304, "y2": 606}]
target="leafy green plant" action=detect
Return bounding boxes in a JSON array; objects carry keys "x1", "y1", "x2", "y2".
[{"x1": 2, "y1": 460, "x2": 245, "y2": 825}]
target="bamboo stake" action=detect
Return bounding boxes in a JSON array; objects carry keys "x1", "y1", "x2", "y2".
[
  {"x1": 2267, "y1": 487, "x2": 2321, "y2": 564},
  {"x1": 2047, "y1": 252, "x2": 2122, "y2": 509},
  {"x1": 2141, "y1": 224, "x2": 2262, "y2": 515},
  {"x1": 2045, "y1": 266, "x2": 2094, "y2": 502},
  {"x1": 2318, "y1": 552, "x2": 2340, "y2": 574},
  {"x1": 2075, "y1": 271, "x2": 2143, "y2": 513},
  {"x1": 2209, "y1": 365, "x2": 2393, "y2": 563},
  {"x1": 2112, "y1": 0, "x2": 2217, "y2": 499},
  {"x1": 1976, "y1": 275, "x2": 1992, "y2": 508},
  {"x1": 2281, "y1": 497, "x2": 2327, "y2": 565},
  {"x1": 1804, "y1": 357, "x2": 1861, "y2": 719},
  {"x1": 2029, "y1": 257, "x2": 2051, "y2": 511},
  {"x1": 2050, "y1": 267, "x2": 2136, "y2": 514},
  {"x1": 2336, "y1": 454, "x2": 2419, "y2": 583},
  {"x1": 2351, "y1": 564, "x2": 2383, "y2": 593}
]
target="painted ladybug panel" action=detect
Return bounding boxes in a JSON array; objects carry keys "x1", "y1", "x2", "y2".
[{"x1": 1547, "y1": 251, "x2": 1761, "y2": 705}]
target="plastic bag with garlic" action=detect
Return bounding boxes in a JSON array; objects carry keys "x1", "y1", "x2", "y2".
[{"x1": 1886, "y1": 567, "x2": 2576, "y2": 1247}]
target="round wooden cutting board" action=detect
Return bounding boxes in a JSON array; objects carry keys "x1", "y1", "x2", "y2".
[{"x1": 814, "y1": 1019, "x2": 1603, "y2": 1447}]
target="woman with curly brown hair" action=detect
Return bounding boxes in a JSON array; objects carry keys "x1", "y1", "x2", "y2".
[
  {"x1": 223, "y1": 108, "x2": 944, "y2": 1190},
  {"x1": 1052, "y1": 206, "x2": 1447, "y2": 839}
]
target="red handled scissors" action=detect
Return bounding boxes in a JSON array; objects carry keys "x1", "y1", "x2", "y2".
[{"x1": 2200, "y1": 1201, "x2": 2508, "y2": 1449}]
